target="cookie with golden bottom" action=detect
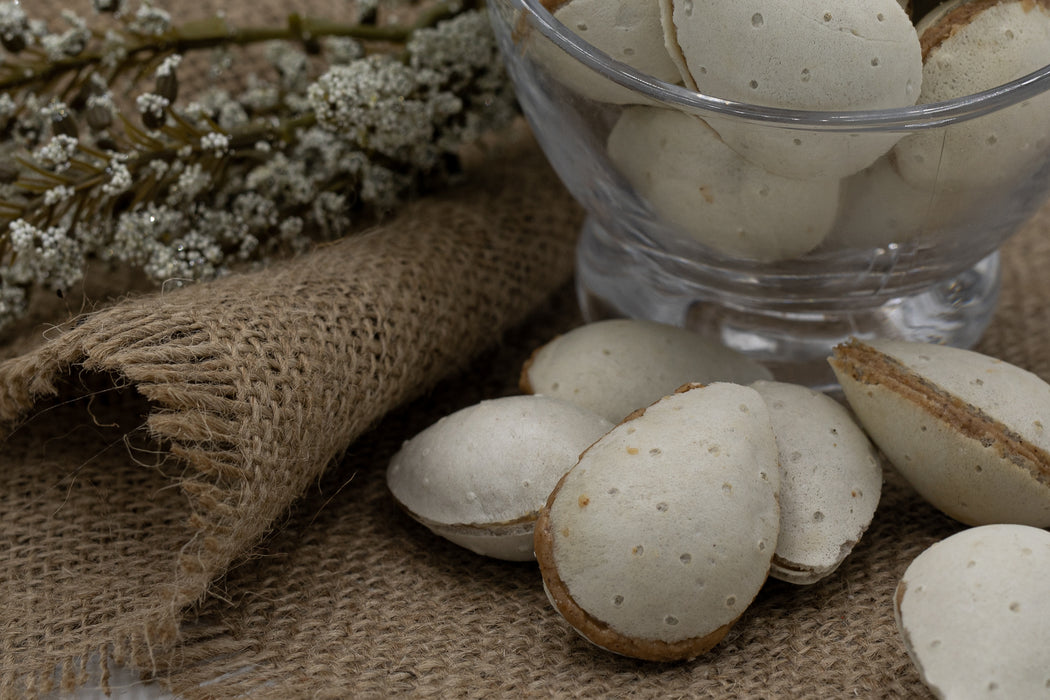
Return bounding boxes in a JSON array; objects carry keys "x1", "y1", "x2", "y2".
[{"x1": 535, "y1": 382, "x2": 780, "y2": 661}]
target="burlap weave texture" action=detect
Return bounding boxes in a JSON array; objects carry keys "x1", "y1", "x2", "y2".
[{"x1": 0, "y1": 133, "x2": 582, "y2": 696}]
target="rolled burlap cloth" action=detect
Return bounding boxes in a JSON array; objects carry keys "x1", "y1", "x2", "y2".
[{"x1": 0, "y1": 134, "x2": 582, "y2": 697}]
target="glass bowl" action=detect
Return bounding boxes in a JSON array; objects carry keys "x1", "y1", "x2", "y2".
[{"x1": 486, "y1": 0, "x2": 1050, "y2": 387}]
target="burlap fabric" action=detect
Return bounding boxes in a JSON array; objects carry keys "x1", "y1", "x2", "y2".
[
  {"x1": 3, "y1": 1, "x2": 1050, "y2": 698},
  {"x1": 0, "y1": 106, "x2": 581, "y2": 700}
]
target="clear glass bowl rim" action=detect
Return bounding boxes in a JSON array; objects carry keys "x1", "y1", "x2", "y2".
[{"x1": 507, "y1": 0, "x2": 1050, "y2": 131}]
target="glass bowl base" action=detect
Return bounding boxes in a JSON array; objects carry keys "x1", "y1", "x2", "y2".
[{"x1": 576, "y1": 216, "x2": 1003, "y2": 391}]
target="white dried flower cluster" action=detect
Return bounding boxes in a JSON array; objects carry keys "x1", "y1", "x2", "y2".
[
  {"x1": 0, "y1": 93, "x2": 15, "y2": 121},
  {"x1": 267, "y1": 42, "x2": 311, "y2": 93},
  {"x1": 238, "y1": 77, "x2": 281, "y2": 115},
  {"x1": 324, "y1": 37, "x2": 365, "y2": 66},
  {"x1": 170, "y1": 162, "x2": 211, "y2": 204},
  {"x1": 103, "y1": 204, "x2": 180, "y2": 266},
  {"x1": 0, "y1": 2, "x2": 28, "y2": 48},
  {"x1": 136, "y1": 92, "x2": 170, "y2": 122},
  {"x1": 408, "y1": 10, "x2": 518, "y2": 153},
  {"x1": 5, "y1": 219, "x2": 84, "y2": 293},
  {"x1": 200, "y1": 132, "x2": 230, "y2": 156},
  {"x1": 156, "y1": 54, "x2": 182, "y2": 77},
  {"x1": 310, "y1": 11, "x2": 517, "y2": 172},
  {"x1": 86, "y1": 92, "x2": 117, "y2": 124},
  {"x1": 40, "y1": 11, "x2": 91, "y2": 60},
  {"x1": 310, "y1": 57, "x2": 437, "y2": 165},
  {"x1": 0, "y1": 282, "x2": 26, "y2": 323},
  {"x1": 357, "y1": 0, "x2": 381, "y2": 22},
  {"x1": 278, "y1": 217, "x2": 309, "y2": 255},
  {"x1": 186, "y1": 89, "x2": 253, "y2": 130},
  {"x1": 13, "y1": 94, "x2": 48, "y2": 144},
  {"x1": 100, "y1": 29, "x2": 129, "y2": 70},
  {"x1": 130, "y1": 2, "x2": 172, "y2": 36},
  {"x1": 144, "y1": 230, "x2": 225, "y2": 282},
  {"x1": 102, "y1": 162, "x2": 133, "y2": 196},
  {"x1": 33, "y1": 134, "x2": 79, "y2": 172},
  {"x1": 27, "y1": 19, "x2": 48, "y2": 42},
  {"x1": 0, "y1": 5, "x2": 519, "y2": 334},
  {"x1": 97, "y1": 203, "x2": 238, "y2": 284},
  {"x1": 43, "y1": 185, "x2": 74, "y2": 206}
]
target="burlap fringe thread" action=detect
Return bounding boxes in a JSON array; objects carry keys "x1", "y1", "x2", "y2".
[{"x1": 0, "y1": 140, "x2": 581, "y2": 697}]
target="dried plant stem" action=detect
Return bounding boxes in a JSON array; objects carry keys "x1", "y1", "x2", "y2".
[
  {"x1": 3, "y1": 111, "x2": 320, "y2": 235},
  {"x1": 0, "y1": 1, "x2": 517, "y2": 332},
  {"x1": 0, "y1": 2, "x2": 463, "y2": 95}
]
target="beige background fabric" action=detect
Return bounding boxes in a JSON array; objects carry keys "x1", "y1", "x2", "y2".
[{"x1": 2, "y1": 1, "x2": 1050, "y2": 698}]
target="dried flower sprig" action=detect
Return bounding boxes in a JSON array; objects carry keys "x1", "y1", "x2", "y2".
[{"x1": 0, "y1": 0, "x2": 519, "y2": 333}]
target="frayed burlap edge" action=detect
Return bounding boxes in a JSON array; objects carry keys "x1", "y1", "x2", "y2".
[{"x1": 0, "y1": 134, "x2": 582, "y2": 697}]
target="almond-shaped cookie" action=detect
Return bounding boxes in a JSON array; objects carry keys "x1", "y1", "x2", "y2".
[
  {"x1": 895, "y1": 524, "x2": 1050, "y2": 699},
  {"x1": 607, "y1": 106, "x2": 840, "y2": 261},
  {"x1": 830, "y1": 339, "x2": 1050, "y2": 527},
  {"x1": 663, "y1": 0, "x2": 921, "y2": 178},
  {"x1": 522, "y1": 0, "x2": 680, "y2": 105},
  {"x1": 534, "y1": 382, "x2": 780, "y2": 661},
  {"x1": 668, "y1": 0, "x2": 921, "y2": 110},
  {"x1": 819, "y1": 154, "x2": 967, "y2": 251},
  {"x1": 387, "y1": 395, "x2": 613, "y2": 560},
  {"x1": 752, "y1": 380, "x2": 883, "y2": 584},
  {"x1": 548, "y1": 0, "x2": 681, "y2": 85},
  {"x1": 892, "y1": 0, "x2": 1050, "y2": 191},
  {"x1": 521, "y1": 318, "x2": 772, "y2": 423}
]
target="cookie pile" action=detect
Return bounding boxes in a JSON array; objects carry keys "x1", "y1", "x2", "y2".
[
  {"x1": 386, "y1": 319, "x2": 1050, "y2": 693},
  {"x1": 529, "y1": 0, "x2": 1050, "y2": 259}
]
